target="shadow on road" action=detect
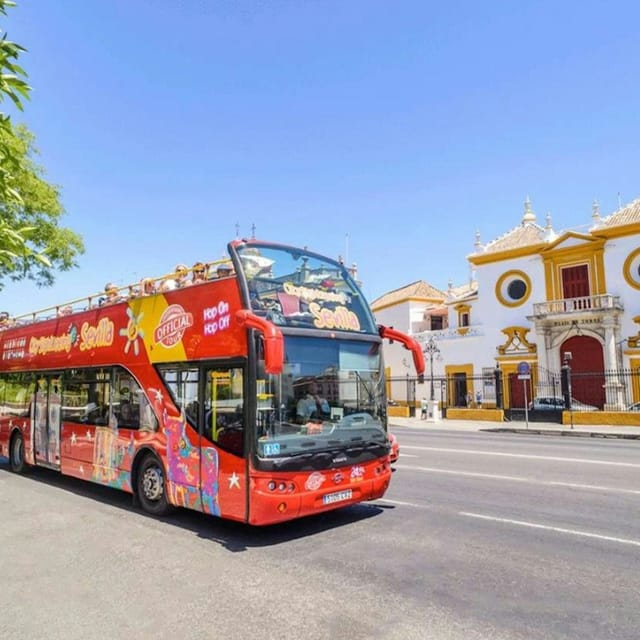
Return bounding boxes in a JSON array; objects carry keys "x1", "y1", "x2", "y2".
[{"x1": 0, "y1": 462, "x2": 385, "y2": 551}]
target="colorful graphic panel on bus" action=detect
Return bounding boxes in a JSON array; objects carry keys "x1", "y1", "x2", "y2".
[{"x1": 0, "y1": 280, "x2": 247, "y2": 369}]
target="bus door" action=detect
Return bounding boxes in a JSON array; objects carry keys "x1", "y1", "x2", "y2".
[
  {"x1": 202, "y1": 365, "x2": 246, "y2": 521},
  {"x1": 33, "y1": 374, "x2": 62, "y2": 468}
]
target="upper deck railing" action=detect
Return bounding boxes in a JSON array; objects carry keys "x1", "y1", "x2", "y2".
[{"x1": 0, "y1": 257, "x2": 235, "y2": 328}]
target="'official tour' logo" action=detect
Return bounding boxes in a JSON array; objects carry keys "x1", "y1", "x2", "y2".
[{"x1": 154, "y1": 305, "x2": 193, "y2": 347}]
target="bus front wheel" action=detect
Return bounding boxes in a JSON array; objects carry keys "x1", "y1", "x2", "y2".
[
  {"x1": 136, "y1": 454, "x2": 172, "y2": 516},
  {"x1": 9, "y1": 431, "x2": 26, "y2": 474}
]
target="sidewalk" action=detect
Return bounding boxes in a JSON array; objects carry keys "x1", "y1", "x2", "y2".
[{"x1": 388, "y1": 416, "x2": 640, "y2": 439}]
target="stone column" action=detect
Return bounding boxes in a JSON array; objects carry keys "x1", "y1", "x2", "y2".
[
  {"x1": 534, "y1": 321, "x2": 554, "y2": 397},
  {"x1": 603, "y1": 317, "x2": 625, "y2": 410},
  {"x1": 534, "y1": 321, "x2": 550, "y2": 372}
]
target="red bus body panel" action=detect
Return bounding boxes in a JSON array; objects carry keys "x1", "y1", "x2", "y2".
[
  {"x1": 0, "y1": 279, "x2": 246, "y2": 370},
  {"x1": 248, "y1": 459, "x2": 391, "y2": 526}
]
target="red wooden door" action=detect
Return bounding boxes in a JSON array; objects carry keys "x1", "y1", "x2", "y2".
[
  {"x1": 508, "y1": 373, "x2": 532, "y2": 409},
  {"x1": 562, "y1": 264, "x2": 590, "y2": 310},
  {"x1": 560, "y1": 336, "x2": 605, "y2": 409},
  {"x1": 562, "y1": 265, "x2": 589, "y2": 298}
]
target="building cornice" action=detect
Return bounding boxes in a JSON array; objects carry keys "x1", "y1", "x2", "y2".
[
  {"x1": 468, "y1": 243, "x2": 547, "y2": 265},
  {"x1": 592, "y1": 221, "x2": 640, "y2": 239}
]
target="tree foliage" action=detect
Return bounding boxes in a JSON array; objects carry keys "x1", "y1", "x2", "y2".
[
  {"x1": 0, "y1": 1, "x2": 84, "y2": 290},
  {"x1": 0, "y1": 0, "x2": 30, "y2": 203},
  {"x1": 0, "y1": 125, "x2": 84, "y2": 288}
]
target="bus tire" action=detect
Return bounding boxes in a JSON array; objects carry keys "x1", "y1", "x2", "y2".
[
  {"x1": 136, "y1": 454, "x2": 172, "y2": 516},
  {"x1": 9, "y1": 431, "x2": 26, "y2": 474}
]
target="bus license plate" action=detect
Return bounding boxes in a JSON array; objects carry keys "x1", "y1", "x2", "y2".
[{"x1": 322, "y1": 489, "x2": 353, "y2": 505}]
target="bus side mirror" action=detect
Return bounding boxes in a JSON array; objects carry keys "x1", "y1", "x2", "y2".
[
  {"x1": 378, "y1": 325, "x2": 426, "y2": 377},
  {"x1": 236, "y1": 310, "x2": 284, "y2": 374}
]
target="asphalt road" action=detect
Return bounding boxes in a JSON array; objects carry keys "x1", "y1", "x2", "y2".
[{"x1": 2, "y1": 428, "x2": 639, "y2": 640}]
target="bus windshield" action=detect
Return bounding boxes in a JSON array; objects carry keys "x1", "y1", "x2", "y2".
[
  {"x1": 235, "y1": 243, "x2": 377, "y2": 334},
  {"x1": 255, "y1": 336, "x2": 388, "y2": 468}
]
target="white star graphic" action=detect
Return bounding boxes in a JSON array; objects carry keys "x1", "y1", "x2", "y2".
[
  {"x1": 228, "y1": 472, "x2": 240, "y2": 489},
  {"x1": 70, "y1": 432, "x2": 77, "y2": 446},
  {"x1": 153, "y1": 389, "x2": 163, "y2": 403},
  {"x1": 86, "y1": 430, "x2": 93, "y2": 442},
  {"x1": 79, "y1": 465, "x2": 85, "y2": 475}
]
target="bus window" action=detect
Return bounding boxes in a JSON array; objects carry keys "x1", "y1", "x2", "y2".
[
  {"x1": 157, "y1": 366, "x2": 200, "y2": 428},
  {"x1": 111, "y1": 368, "x2": 157, "y2": 431},
  {"x1": 204, "y1": 367, "x2": 244, "y2": 456},
  {"x1": 62, "y1": 368, "x2": 111, "y2": 425},
  {"x1": 0, "y1": 372, "x2": 34, "y2": 418}
]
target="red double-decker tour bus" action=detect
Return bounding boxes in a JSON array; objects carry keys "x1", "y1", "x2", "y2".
[{"x1": 0, "y1": 240, "x2": 423, "y2": 525}]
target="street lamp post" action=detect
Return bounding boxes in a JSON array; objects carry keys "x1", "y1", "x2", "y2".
[
  {"x1": 561, "y1": 351, "x2": 574, "y2": 430},
  {"x1": 423, "y1": 336, "x2": 441, "y2": 401}
]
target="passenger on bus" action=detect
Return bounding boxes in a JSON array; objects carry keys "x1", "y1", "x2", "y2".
[
  {"x1": 158, "y1": 264, "x2": 187, "y2": 292},
  {"x1": 143, "y1": 277, "x2": 157, "y2": 295},
  {"x1": 58, "y1": 305, "x2": 73, "y2": 317},
  {"x1": 191, "y1": 262, "x2": 207, "y2": 285},
  {"x1": 174, "y1": 264, "x2": 190, "y2": 288},
  {"x1": 215, "y1": 262, "x2": 234, "y2": 278},
  {"x1": 131, "y1": 278, "x2": 154, "y2": 298},
  {"x1": 103, "y1": 283, "x2": 124, "y2": 305},
  {"x1": 0, "y1": 311, "x2": 15, "y2": 331}
]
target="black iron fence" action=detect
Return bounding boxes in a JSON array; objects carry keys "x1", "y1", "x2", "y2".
[{"x1": 389, "y1": 367, "x2": 640, "y2": 417}]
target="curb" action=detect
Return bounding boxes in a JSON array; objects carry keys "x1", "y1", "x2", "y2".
[{"x1": 481, "y1": 427, "x2": 640, "y2": 440}]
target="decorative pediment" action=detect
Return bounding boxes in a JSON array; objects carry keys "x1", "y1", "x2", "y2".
[
  {"x1": 541, "y1": 231, "x2": 604, "y2": 255},
  {"x1": 497, "y1": 326, "x2": 537, "y2": 355}
]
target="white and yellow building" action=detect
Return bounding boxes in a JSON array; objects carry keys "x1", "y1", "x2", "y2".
[{"x1": 372, "y1": 197, "x2": 640, "y2": 415}]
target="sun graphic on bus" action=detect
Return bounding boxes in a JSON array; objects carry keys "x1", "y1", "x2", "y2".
[{"x1": 119, "y1": 308, "x2": 145, "y2": 356}]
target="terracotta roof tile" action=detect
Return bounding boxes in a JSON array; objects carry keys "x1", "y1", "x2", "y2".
[
  {"x1": 474, "y1": 222, "x2": 546, "y2": 255},
  {"x1": 597, "y1": 198, "x2": 640, "y2": 228},
  {"x1": 446, "y1": 281, "x2": 478, "y2": 302},
  {"x1": 371, "y1": 280, "x2": 445, "y2": 309}
]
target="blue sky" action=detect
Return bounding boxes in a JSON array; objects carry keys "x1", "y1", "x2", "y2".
[{"x1": 3, "y1": 0, "x2": 640, "y2": 314}]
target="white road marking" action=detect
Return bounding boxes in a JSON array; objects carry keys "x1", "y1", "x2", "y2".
[
  {"x1": 379, "y1": 498, "x2": 431, "y2": 509},
  {"x1": 395, "y1": 464, "x2": 640, "y2": 495},
  {"x1": 401, "y1": 445, "x2": 640, "y2": 468},
  {"x1": 460, "y1": 512, "x2": 640, "y2": 548},
  {"x1": 546, "y1": 480, "x2": 640, "y2": 495},
  {"x1": 398, "y1": 465, "x2": 524, "y2": 482}
]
